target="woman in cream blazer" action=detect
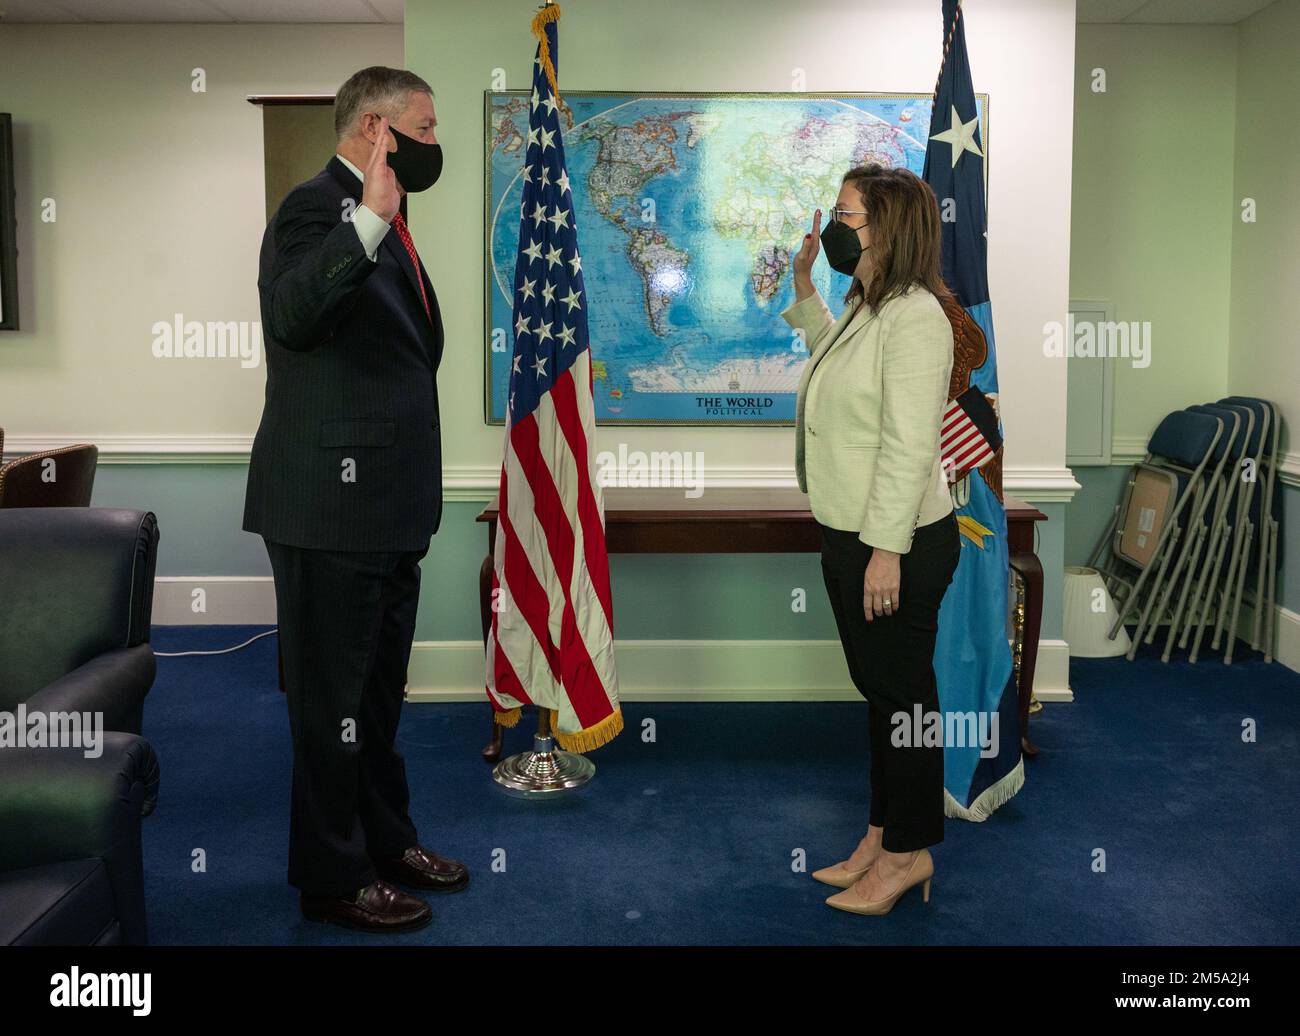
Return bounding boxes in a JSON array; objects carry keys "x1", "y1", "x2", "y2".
[{"x1": 782, "y1": 164, "x2": 960, "y2": 917}]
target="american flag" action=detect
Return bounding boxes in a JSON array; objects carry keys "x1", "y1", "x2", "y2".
[
  {"x1": 484, "y1": 3, "x2": 622, "y2": 753},
  {"x1": 940, "y1": 385, "x2": 1001, "y2": 483}
]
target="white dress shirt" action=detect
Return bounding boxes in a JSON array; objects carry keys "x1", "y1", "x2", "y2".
[{"x1": 335, "y1": 153, "x2": 390, "y2": 262}]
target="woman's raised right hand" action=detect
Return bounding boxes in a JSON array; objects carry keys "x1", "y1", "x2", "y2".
[{"x1": 792, "y1": 208, "x2": 821, "y2": 299}]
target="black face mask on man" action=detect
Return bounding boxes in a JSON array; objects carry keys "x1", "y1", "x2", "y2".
[
  {"x1": 385, "y1": 126, "x2": 443, "y2": 193},
  {"x1": 819, "y1": 218, "x2": 870, "y2": 277}
]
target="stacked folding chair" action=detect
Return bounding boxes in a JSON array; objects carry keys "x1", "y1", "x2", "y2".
[
  {"x1": 1178, "y1": 401, "x2": 1250, "y2": 663},
  {"x1": 1207, "y1": 396, "x2": 1283, "y2": 664},
  {"x1": 1149, "y1": 403, "x2": 1238, "y2": 662},
  {"x1": 1088, "y1": 410, "x2": 1221, "y2": 661},
  {"x1": 1088, "y1": 399, "x2": 1284, "y2": 664}
]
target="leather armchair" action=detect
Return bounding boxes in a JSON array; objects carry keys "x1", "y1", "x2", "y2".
[
  {"x1": 0, "y1": 443, "x2": 99, "y2": 508},
  {"x1": 0, "y1": 508, "x2": 161, "y2": 944},
  {"x1": 0, "y1": 736, "x2": 160, "y2": 944}
]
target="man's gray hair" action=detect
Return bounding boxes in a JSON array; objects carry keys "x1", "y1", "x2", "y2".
[{"x1": 334, "y1": 66, "x2": 433, "y2": 138}]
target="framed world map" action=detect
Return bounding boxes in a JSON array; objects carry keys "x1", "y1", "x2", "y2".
[{"x1": 484, "y1": 91, "x2": 988, "y2": 426}]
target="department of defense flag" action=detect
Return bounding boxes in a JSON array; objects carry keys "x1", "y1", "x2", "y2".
[{"x1": 924, "y1": 0, "x2": 1024, "y2": 819}]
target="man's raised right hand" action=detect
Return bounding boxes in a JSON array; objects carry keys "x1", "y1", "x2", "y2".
[{"x1": 361, "y1": 116, "x2": 401, "y2": 224}]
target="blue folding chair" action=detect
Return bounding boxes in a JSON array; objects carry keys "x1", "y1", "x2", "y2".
[
  {"x1": 1089, "y1": 410, "x2": 1221, "y2": 659},
  {"x1": 1150, "y1": 404, "x2": 1239, "y2": 661},
  {"x1": 1217, "y1": 396, "x2": 1283, "y2": 663}
]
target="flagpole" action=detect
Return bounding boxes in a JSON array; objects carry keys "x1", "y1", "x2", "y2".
[{"x1": 489, "y1": 0, "x2": 602, "y2": 796}]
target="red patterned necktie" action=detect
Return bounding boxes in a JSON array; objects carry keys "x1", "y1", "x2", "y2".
[{"x1": 390, "y1": 211, "x2": 432, "y2": 325}]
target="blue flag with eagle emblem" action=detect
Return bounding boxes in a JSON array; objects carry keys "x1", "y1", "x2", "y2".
[{"x1": 923, "y1": 0, "x2": 1024, "y2": 819}]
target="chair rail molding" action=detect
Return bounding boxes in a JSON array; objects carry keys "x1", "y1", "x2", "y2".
[{"x1": 3, "y1": 434, "x2": 1088, "y2": 503}]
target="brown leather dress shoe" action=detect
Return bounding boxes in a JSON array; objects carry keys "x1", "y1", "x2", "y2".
[
  {"x1": 375, "y1": 845, "x2": 469, "y2": 893},
  {"x1": 301, "y1": 879, "x2": 432, "y2": 933}
]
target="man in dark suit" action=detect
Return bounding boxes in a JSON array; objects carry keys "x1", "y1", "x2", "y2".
[{"x1": 244, "y1": 66, "x2": 467, "y2": 934}]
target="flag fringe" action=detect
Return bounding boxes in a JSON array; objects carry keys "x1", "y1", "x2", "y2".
[
  {"x1": 551, "y1": 707, "x2": 623, "y2": 754},
  {"x1": 943, "y1": 756, "x2": 1024, "y2": 822},
  {"x1": 492, "y1": 706, "x2": 523, "y2": 729},
  {"x1": 530, "y1": 3, "x2": 562, "y2": 104}
]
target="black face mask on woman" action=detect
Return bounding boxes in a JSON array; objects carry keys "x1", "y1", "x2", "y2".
[
  {"x1": 819, "y1": 218, "x2": 870, "y2": 277},
  {"x1": 386, "y1": 126, "x2": 443, "y2": 193}
]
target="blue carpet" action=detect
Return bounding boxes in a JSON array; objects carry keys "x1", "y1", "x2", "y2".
[{"x1": 142, "y1": 625, "x2": 1300, "y2": 945}]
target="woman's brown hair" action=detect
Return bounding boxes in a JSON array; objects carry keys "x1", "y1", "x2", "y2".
[{"x1": 839, "y1": 163, "x2": 954, "y2": 311}]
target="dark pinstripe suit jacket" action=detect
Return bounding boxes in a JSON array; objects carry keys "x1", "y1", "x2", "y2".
[{"x1": 243, "y1": 157, "x2": 444, "y2": 552}]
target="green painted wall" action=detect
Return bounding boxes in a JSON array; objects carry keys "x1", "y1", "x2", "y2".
[
  {"x1": 89, "y1": 465, "x2": 271, "y2": 577},
  {"x1": 1069, "y1": 24, "x2": 1238, "y2": 446},
  {"x1": 1226, "y1": 0, "x2": 1297, "y2": 616},
  {"x1": 1066, "y1": 18, "x2": 1296, "y2": 617}
]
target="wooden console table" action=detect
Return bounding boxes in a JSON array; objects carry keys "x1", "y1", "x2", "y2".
[{"x1": 475, "y1": 488, "x2": 1045, "y2": 761}]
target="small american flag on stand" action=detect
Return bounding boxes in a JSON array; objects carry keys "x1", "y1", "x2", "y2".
[
  {"x1": 940, "y1": 384, "x2": 1001, "y2": 484},
  {"x1": 484, "y1": 1, "x2": 622, "y2": 753}
]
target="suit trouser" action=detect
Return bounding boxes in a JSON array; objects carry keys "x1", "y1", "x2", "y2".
[
  {"x1": 819, "y1": 511, "x2": 960, "y2": 853},
  {"x1": 264, "y1": 539, "x2": 425, "y2": 897}
]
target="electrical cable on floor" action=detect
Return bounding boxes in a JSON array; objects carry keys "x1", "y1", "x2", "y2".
[{"x1": 154, "y1": 628, "x2": 278, "y2": 658}]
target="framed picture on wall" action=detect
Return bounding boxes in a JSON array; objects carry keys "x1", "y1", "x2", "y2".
[
  {"x1": 0, "y1": 113, "x2": 18, "y2": 331},
  {"x1": 482, "y1": 90, "x2": 989, "y2": 426}
]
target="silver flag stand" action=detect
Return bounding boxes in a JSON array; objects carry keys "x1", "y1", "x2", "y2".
[{"x1": 492, "y1": 708, "x2": 594, "y2": 796}]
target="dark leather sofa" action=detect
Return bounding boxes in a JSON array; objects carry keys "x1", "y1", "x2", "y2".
[{"x1": 0, "y1": 508, "x2": 161, "y2": 944}]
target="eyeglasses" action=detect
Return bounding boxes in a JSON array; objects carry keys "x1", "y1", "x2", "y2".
[{"x1": 828, "y1": 206, "x2": 870, "y2": 226}]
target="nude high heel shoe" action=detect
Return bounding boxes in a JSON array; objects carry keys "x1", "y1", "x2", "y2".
[
  {"x1": 824, "y1": 848, "x2": 934, "y2": 915},
  {"x1": 812, "y1": 857, "x2": 874, "y2": 889},
  {"x1": 812, "y1": 837, "x2": 881, "y2": 888}
]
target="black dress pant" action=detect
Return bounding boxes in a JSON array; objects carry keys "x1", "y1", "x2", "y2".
[
  {"x1": 819, "y1": 511, "x2": 960, "y2": 853},
  {"x1": 264, "y1": 539, "x2": 425, "y2": 897}
]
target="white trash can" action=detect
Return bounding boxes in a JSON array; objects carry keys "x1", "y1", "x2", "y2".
[{"x1": 1063, "y1": 565, "x2": 1132, "y2": 658}]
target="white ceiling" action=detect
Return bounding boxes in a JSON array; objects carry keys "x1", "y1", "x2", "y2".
[
  {"x1": 0, "y1": 0, "x2": 1280, "y2": 24},
  {"x1": 0, "y1": 0, "x2": 404, "y2": 22},
  {"x1": 1076, "y1": 0, "x2": 1277, "y2": 23}
]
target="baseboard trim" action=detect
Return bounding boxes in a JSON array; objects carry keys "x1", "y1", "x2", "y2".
[
  {"x1": 150, "y1": 572, "x2": 1293, "y2": 686},
  {"x1": 407, "y1": 638, "x2": 859, "y2": 703},
  {"x1": 1033, "y1": 639, "x2": 1073, "y2": 702},
  {"x1": 406, "y1": 636, "x2": 1076, "y2": 703},
  {"x1": 153, "y1": 575, "x2": 277, "y2": 625},
  {"x1": 1061, "y1": 607, "x2": 1299, "y2": 675},
  {"x1": 1238, "y1": 602, "x2": 1300, "y2": 673}
]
